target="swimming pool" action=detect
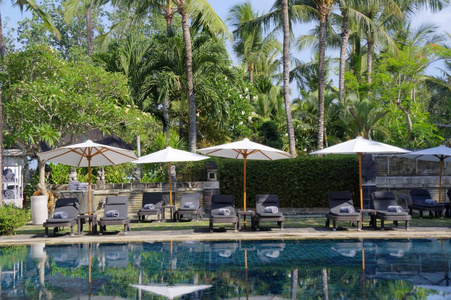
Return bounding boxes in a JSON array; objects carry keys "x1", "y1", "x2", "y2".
[{"x1": 1, "y1": 239, "x2": 450, "y2": 299}]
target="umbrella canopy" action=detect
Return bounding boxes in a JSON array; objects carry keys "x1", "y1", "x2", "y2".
[
  {"x1": 130, "y1": 284, "x2": 212, "y2": 299},
  {"x1": 402, "y1": 145, "x2": 451, "y2": 203},
  {"x1": 198, "y1": 138, "x2": 292, "y2": 211},
  {"x1": 310, "y1": 136, "x2": 410, "y2": 210},
  {"x1": 37, "y1": 139, "x2": 137, "y2": 217},
  {"x1": 133, "y1": 147, "x2": 209, "y2": 205}
]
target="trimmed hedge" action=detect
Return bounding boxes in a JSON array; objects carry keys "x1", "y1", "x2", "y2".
[
  {"x1": 0, "y1": 205, "x2": 30, "y2": 235},
  {"x1": 176, "y1": 155, "x2": 359, "y2": 208}
]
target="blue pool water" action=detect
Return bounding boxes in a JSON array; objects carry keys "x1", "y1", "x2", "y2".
[{"x1": 1, "y1": 239, "x2": 450, "y2": 299}]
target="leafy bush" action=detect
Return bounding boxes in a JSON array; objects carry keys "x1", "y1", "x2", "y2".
[
  {"x1": 0, "y1": 205, "x2": 30, "y2": 235},
  {"x1": 176, "y1": 156, "x2": 359, "y2": 208}
]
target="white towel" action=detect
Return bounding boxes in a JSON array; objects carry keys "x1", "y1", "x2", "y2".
[
  {"x1": 339, "y1": 206, "x2": 355, "y2": 213},
  {"x1": 218, "y1": 250, "x2": 232, "y2": 258},
  {"x1": 106, "y1": 210, "x2": 120, "y2": 217},
  {"x1": 144, "y1": 204, "x2": 155, "y2": 209},
  {"x1": 264, "y1": 251, "x2": 280, "y2": 258},
  {"x1": 184, "y1": 202, "x2": 195, "y2": 209},
  {"x1": 387, "y1": 205, "x2": 403, "y2": 213},
  {"x1": 264, "y1": 206, "x2": 279, "y2": 214},
  {"x1": 218, "y1": 208, "x2": 231, "y2": 216},
  {"x1": 53, "y1": 211, "x2": 68, "y2": 219},
  {"x1": 425, "y1": 199, "x2": 437, "y2": 204}
]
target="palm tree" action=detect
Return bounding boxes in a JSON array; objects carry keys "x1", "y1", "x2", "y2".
[
  {"x1": 64, "y1": 0, "x2": 109, "y2": 55},
  {"x1": 117, "y1": 0, "x2": 229, "y2": 152},
  {"x1": 229, "y1": 2, "x2": 281, "y2": 85},
  {"x1": 0, "y1": 1, "x2": 60, "y2": 206}
]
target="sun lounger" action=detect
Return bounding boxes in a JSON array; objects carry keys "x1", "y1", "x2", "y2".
[
  {"x1": 174, "y1": 193, "x2": 203, "y2": 221},
  {"x1": 325, "y1": 191, "x2": 361, "y2": 231},
  {"x1": 43, "y1": 198, "x2": 80, "y2": 237},
  {"x1": 254, "y1": 194, "x2": 285, "y2": 231},
  {"x1": 99, "y1": 243, "x2": 129, "y2": 268},
  {"x1": 371, "y1": 191, "x2": 411, "y2": 230},
  {"x1": 98, "y1": 196, "x2": 130, "y2": 235},
  {"x1": 409, "y1": 189, "x2": 445, "y2": 218},
  {"x1": 209, "y1": 194, "x2": 238, "y2": 232},
  {"x1": 137, "y1": 192, "x2": 164, "y2": 222}
]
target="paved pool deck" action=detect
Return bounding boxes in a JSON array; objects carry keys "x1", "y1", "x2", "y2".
[{"x1": 1, "y1": 225, "x2": 451, "y2": 245}]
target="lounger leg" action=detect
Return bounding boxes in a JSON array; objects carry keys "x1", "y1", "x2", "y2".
[
  {"x1": 280, "y1": 221, "x2": 284, "y2": 230},
  {"x1": 70, "y1": 225, "x2": 74, "y2": 236},
  {"x1": 332, "y1": 220, "x2": 336, "y2": 231},
  {"x1": 209, "y1": 220, "x2": 213, "y2": 232},
  {"x1": 234, "y1": 222, "x2": 238, "y2": 233},
  {"x1": 419, "y1": 210, "x2": 423, "y2": 219},
  {"x1": 394, "y1": 221, "x2": 398, "y2": 227},
  {"x1": 409, "y1": 208, "x2": 412, "y2": 215},
  {"x1": 405, "y1": 220, "x2": 409, "y2": 230},
  {"x1": 124, "y1": 224, "x2": 128, "y2": 234},
  {"x1": 381, "y1": 220, "x2": 385, "y2": 230},
  {"x1": 45, "y1": 227, "x2": 48, "y2": 238},
  {"x1": 99, "y1": 225, "x2": 103, "y2": 235},
  {"x1": 326, "y1": 218, "x2": 329, "y2": 228}
]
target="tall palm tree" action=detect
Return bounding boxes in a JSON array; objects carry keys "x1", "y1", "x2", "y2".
[
  {"x1": 117, "y1": 0, "x2": 229, "y2": 152},
  {"x1": 240, "y1": 0, "x2": 309, "y2": 156},
  {"x1": 64, "y1": 0, "x2": 109, "y2": 55},
  {"x1": 229, "y1": 2, "x2": 281, "y2": 85}
]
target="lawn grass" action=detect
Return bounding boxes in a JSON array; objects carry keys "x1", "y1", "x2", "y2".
[{"x1": 12, "y1": 214, "x2": 449, "y2": 236}]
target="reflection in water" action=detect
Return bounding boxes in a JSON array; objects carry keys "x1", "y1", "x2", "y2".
[{"x1": 1, "y1": 239, "x2": 451, "y2": 299}]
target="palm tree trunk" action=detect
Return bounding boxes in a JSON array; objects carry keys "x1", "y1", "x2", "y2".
[
  {"x1": 317, "y1": 13, "x2": 327, "y2": 150},
  {"x1": 367, "y1": 31, "x2": 374, "y2": 85},
  {"x1": 339, "y1": 7, "x2": 350, "y2": 104},
  {"x1": 0, "y1": 13, "x2": 4, "y2": 57},
  {"x1": 179, "y1": 3, "x2": 197, "y2": 152},
  {"x1": 86, "y1": 1, "x2": 94, "y2": 55},
  {"x1": 282, "y1": 0, "x2": 296, "y2": 157},
  {"x1": 248, "y1": 65, "x2": 254, "y2": 85}
]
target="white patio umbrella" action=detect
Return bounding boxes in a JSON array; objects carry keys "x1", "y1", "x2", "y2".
[
  {"x1": 402, "y1": 145, "x2": 451, "y2": 203},
  {"x1": 37, "y1": 139, "x2": 137, "y2": 219},
  {"x1": 133, "y1": 147, "x2": 209, "y2": 205},
  {"x1": 310, "y1": 136, "x2": 410, "y2": 210},
  {"x1": 130, "y1": 284, "x2": 212, "y2": 299},
  {"x1": 198, "y1": 138, "x2": 292, "y2": 211}
]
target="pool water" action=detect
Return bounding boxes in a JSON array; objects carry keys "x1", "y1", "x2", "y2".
[{"x1": 1, "y1": 239, "x2": 450, "y2": 299}]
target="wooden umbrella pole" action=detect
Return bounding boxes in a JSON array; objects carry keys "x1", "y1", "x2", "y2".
[
  {"x1": 169, "y1": 162, "x2": 173, "y2": 206},
  {"x1": 439, "y1": 159, "x2": 443, "y2": 203},
  {"x1": 88, "y1": 158, "x2": 92, "y2": 233},
  {"x1": 358, "y1": 153, "x2": 363, "y2": 210},
  {"x1": 243, "y1": 155, "x2": 247, "y2": 228}
]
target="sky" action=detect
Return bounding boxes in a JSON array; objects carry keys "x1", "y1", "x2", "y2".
[{"x1": 2, "y1": 0, "x2": 451, "y2": 99}]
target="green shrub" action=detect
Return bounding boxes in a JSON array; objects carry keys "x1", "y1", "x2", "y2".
[
  {"x1": 0, "y1": 205, "x2": 31, "y2": 235},
  {"x1": 176, "y1": 156, "x2": 359, "y2": 208}
]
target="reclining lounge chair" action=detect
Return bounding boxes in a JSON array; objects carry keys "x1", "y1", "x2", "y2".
[
  {"x1": 325, "y1": 191, "x2": 361, "y2": 231},
  {"x1": 254, "y1": 194, "x2": 285, "y2": 231},
  {"x1": 371, "y1": 191, "x2": 411, "y2": 230},
  {"x1": 209, "y1": 194, "x2": 238, "y2": 232},
  {"x1": 409, "y1": 189, "x2": 445, "y2": 218},
  {"x1": 98, "y1": 196, "x2": 130, "y2": 235},
  {"x1": 137, "y1": 192, "x2": 164, "y2": 222},
  {"x1": 174, "y1": 193, "x2": 203, "y2": 221},
  {"x1": 43, "y1": 198, "x2": 80, "y2": 237}
]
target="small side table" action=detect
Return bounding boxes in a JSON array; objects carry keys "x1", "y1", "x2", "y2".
[
  {"x1": 77, "y1": 214, "x2": 97, "y2": 235},
  {"x1": 161, "y1": 205, "x2": 176, "y2": 221},
  {"x1": 360, "y1": 209, "x2": 377, "y2": 229},
  {"x1": 237, "y1": 210, "x2": 255, "y2": 231}
]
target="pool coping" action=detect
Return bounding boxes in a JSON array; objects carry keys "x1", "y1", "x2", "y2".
[{"x1": 2, "y1": 226, "x2": 451, "y2": 246}]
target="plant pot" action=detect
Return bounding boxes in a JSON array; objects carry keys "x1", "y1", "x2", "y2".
[{"x1": 31, "y1": 195, "x2": 48, "y2": 225}]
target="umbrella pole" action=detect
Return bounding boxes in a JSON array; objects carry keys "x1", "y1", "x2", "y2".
[
  {"x1": 362, "y1": 248, "x2": 365, "y2": 300},
  {"x1": 243, "y1": 155, "x2": 247, "y2": 228},
  {"x1": 439, "y1": 159, "x2": 443, "y2": 203},
  {"x1": 244, "y1": 249, "x2": 249, "y2": 300},
  {"x1": 358, "y1": 153, "x2": 363, "y2": 210},
  {"x1": 88, "y1": 158, "x2": 92, "y2": 233},
  {"x1": 169, "y1": 162, "x2": 173, "y2": 206}
]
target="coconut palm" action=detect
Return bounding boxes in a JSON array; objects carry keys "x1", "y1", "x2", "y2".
[
  {"x1": 64, "y1": 0, "x2": 109, "y2": 55},
  {"x1": 115, "y1": 0, "x2": 229, "y2": 152},
  {"x1": 228, "y1": 2, "x2": 282, "y2": 85}
]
